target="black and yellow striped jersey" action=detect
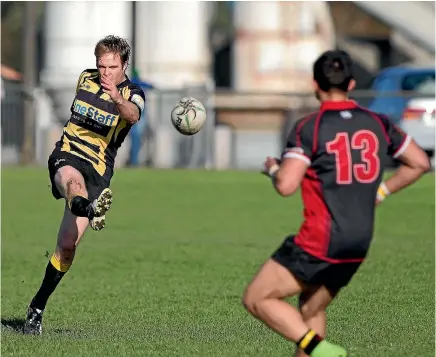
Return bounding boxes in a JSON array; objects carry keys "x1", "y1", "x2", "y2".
[{"x1": 53, "y1": 69, "x2": 146, "y2": 180}]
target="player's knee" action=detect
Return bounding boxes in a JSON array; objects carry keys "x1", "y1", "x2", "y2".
[
  {"x1": 65, "y1": 178, "x2": 87, "y2": 197},
  {"x1": 55, "y1": 166, "x2": 87, "y2": 197},
  {"x1": 242, "y1": 289, "x2": 262, "y2": 316}
]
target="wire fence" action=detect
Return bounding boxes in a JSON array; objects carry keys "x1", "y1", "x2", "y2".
[{"x1": 1, "y1": 83, "x2": 435, "y2": 169}]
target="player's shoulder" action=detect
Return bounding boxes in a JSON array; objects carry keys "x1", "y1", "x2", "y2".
[
  {"x1": 76, "y1": 69, "x2": 99, "y2": 86},
  {"x1": 352, "y1": 104, "x2": 387, "y2": 119},
  {"x1": 120, "y1": 79, "x2": 146, "y2": 109},
  {"x1": 127, "y1": 81, "x2": 145, "y2": 93},
  {"x1": 293, "y1": 111, "x2": 320, "y2": 132},
  {"x1": 75, "y1": 69, "x2": 98, "y2": 91},
  {"x1": 78, "y1": 69, "x2": 99, "y2": 79},
  {"x1": 122, "y1": 78, "x2": 146, "y2": 96}
]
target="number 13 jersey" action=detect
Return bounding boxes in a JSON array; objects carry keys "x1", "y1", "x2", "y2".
[{"x1": 282, "y1": 100, "x2": 411, "y2": 263}]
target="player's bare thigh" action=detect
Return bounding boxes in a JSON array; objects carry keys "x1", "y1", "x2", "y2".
[
  {"x1": 54, "y1": 165, "x2": 88, "y2": 201},
  {"x1": 53, "y1": 166, "x2": 90, "y2": 259},
  {"x1": 242, "y1": 259, "x2": 305, "y2": 312}
]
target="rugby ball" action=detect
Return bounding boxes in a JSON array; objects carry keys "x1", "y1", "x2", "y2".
[{"x1": 171, "y1": 97, "x2": 207, "y2": 136}]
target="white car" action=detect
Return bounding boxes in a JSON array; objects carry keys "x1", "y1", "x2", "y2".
[{"x1": 399, "y1": 97, "x2": 435, "y2": 167}]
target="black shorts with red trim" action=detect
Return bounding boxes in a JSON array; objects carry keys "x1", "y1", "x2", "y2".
[{"x1": 271, "y1": 235, "x2": 362, "y2": 291}]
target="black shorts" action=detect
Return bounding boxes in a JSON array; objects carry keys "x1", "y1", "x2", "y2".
[
  {"x1": 48, "y1": 151, "x2": 110, "y2": 202},
  {"x1": 271, "y1": 235, "x2": 362, "y2": 291}
]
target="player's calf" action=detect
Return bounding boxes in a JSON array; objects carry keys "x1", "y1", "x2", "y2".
[{"x1": 299, "y1": 291, "x2": 329, "y2": 338}]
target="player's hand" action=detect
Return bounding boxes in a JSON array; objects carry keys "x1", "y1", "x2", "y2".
[
  {"x1": 261, "y1": 156, "x2": 281, "y2": 177},
  {"x1": 100, "y1": 74, "x2": 123, "y2": 104}
]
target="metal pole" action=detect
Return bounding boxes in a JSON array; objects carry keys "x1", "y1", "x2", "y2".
[
  {"x1": 131, "y1": 1, "x2": 136, "y2": 73},
  {"x1": 21, "y1": 1, "x2": 38, "y2": 164}
]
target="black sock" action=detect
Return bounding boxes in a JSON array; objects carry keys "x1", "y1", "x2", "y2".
[
  {"x1": 69, "y1": 196, "x2": 93, "y2": 219},
  {"x1": 31, "y1": 258, "x2": 69, "y2": 311},
  {"x1": 297, "y1": 329, "x2": 323, "y2": 355}
]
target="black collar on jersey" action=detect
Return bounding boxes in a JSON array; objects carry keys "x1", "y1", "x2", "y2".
[
  {"x1": 116, "y1": 75, "x2": 130, "y2": 88},
  {"x1": 320, "y1": 100, "x2": 358, "y2": 111}
]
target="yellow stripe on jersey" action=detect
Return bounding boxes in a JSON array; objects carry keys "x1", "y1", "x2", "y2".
[
  {"x1": 68, "y1": 121, "x2": 118, "y2": 153},
  {"x1": 75, "y1": 71, "x2": 98, "y2": 94},
  {"x1": 62, "y1": 122, "x2": 119, "y2": 176},
  {"x1": 113, "y1": 119, "x2": 128, "y2": 143},
  {"x1": 121, "y1": 86, "x2": 131, "y2": 100},
  {"x1": 60, "y1": 139, "x2": 97, "y2": 172},
  {"x1": 61, "y1": 132, "x2": 106, "y2": 175},
  {"x1": 59, "y1": 69, "x2": 144, "y2": 179}
]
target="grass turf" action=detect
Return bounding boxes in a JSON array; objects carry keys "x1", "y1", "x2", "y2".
[{"x1": 1, "y1": 168, "x2": 434, "y2": 357}]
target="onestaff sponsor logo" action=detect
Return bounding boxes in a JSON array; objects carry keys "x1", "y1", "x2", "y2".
[{"x1": 73, "y1": 99, "x2": 117, "y2": 126}]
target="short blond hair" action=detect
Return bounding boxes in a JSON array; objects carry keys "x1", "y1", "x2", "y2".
[{"x1": 94, "y1": 35, "x2": 131, "y2": 65}]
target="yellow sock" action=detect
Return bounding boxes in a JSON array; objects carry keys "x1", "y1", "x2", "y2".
[
  {"x1": 297, "y1": 329, "x2": 323, "y2": 355},
  {"x1": 50, "y1": 254, "x2": 71, "y2": 273}
]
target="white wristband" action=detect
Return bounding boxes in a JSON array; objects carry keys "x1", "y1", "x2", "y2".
[{"x1": 268, "y1": 164, "x2": 280, "y2": 178}]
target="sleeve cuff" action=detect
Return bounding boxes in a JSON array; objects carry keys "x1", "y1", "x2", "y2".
[
  {"x1": 393, "y1": 135, "x2": 412, "y2": 159},
  {"x1": 282, "y1": 151, "x2": 311, "y2": 165}
]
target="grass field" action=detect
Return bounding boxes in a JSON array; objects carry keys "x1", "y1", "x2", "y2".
[{"x1": 1, "y1": 168, "x2": 434, "y2": 357}]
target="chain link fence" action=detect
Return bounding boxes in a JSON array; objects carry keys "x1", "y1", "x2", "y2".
[{"x1": 1, "y1": 82, "x2": 27, "y2": 164}]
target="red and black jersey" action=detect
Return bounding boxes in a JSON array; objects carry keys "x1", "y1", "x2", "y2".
[{"x1": 282, "y1": 100, "x2": 411, "y2": 263}]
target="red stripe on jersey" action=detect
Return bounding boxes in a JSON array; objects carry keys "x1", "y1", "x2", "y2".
[
  {"x1": 294, "y1": 168, "x2": 330, "y2": 258},
  {"x1": 312, "y1": 111, "x2": 324, "y2": 154},
  {"x1": 294, "y1": 169, "x2": 365, "y2": 264},
  {"x1": 296, "y1": 112, "x2": 317, "y2": 147},
  {"x1": 357, "y1": 106, "x2": 391, "y2": 144}
]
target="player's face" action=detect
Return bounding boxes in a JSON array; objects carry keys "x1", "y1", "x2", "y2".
[{"x1": 97, "y1": 52, "x2": 126, "y2": 85}]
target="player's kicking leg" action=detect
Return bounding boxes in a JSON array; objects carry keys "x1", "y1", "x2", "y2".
[
  {"x1": 23, "y1": 166, "x2": 112, "y2": 335},
  {"x1": 55, "y1": 165, "x2": 113, "y2": 231},
  {"x1": 242, "y1": 259, "x2": 347, "y2": 357}
]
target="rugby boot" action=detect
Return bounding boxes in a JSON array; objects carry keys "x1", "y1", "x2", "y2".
[
  {"x1": 89, "y1": 188, "x2": 113, "y2": 231},
  {"x1": 310, "y1": 340, "x2": 348, "y2": 357},
  {"x1": 23, "y1": 305, "x2": 43, "y2": 335}
]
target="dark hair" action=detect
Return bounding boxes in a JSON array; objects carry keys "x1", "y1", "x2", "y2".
[
  {"x1": 94, "y1": 35, "x2": 131, "y2": 65},
  {"x1": 313, "y1": 50, "x2": 354, "y2": 92}
]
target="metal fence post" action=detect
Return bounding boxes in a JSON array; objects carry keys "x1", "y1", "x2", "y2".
[{"x1": 21, "y1": 1, "x2": 38, "y2": 164}]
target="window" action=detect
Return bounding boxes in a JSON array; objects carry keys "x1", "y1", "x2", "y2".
[{"x1": 401, "y1": 72, "x2": 435, "y2": 94}]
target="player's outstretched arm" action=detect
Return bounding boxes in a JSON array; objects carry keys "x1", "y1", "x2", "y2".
[{"x1": 377, "y1": 139, "x2": 430, "y2": 204}]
